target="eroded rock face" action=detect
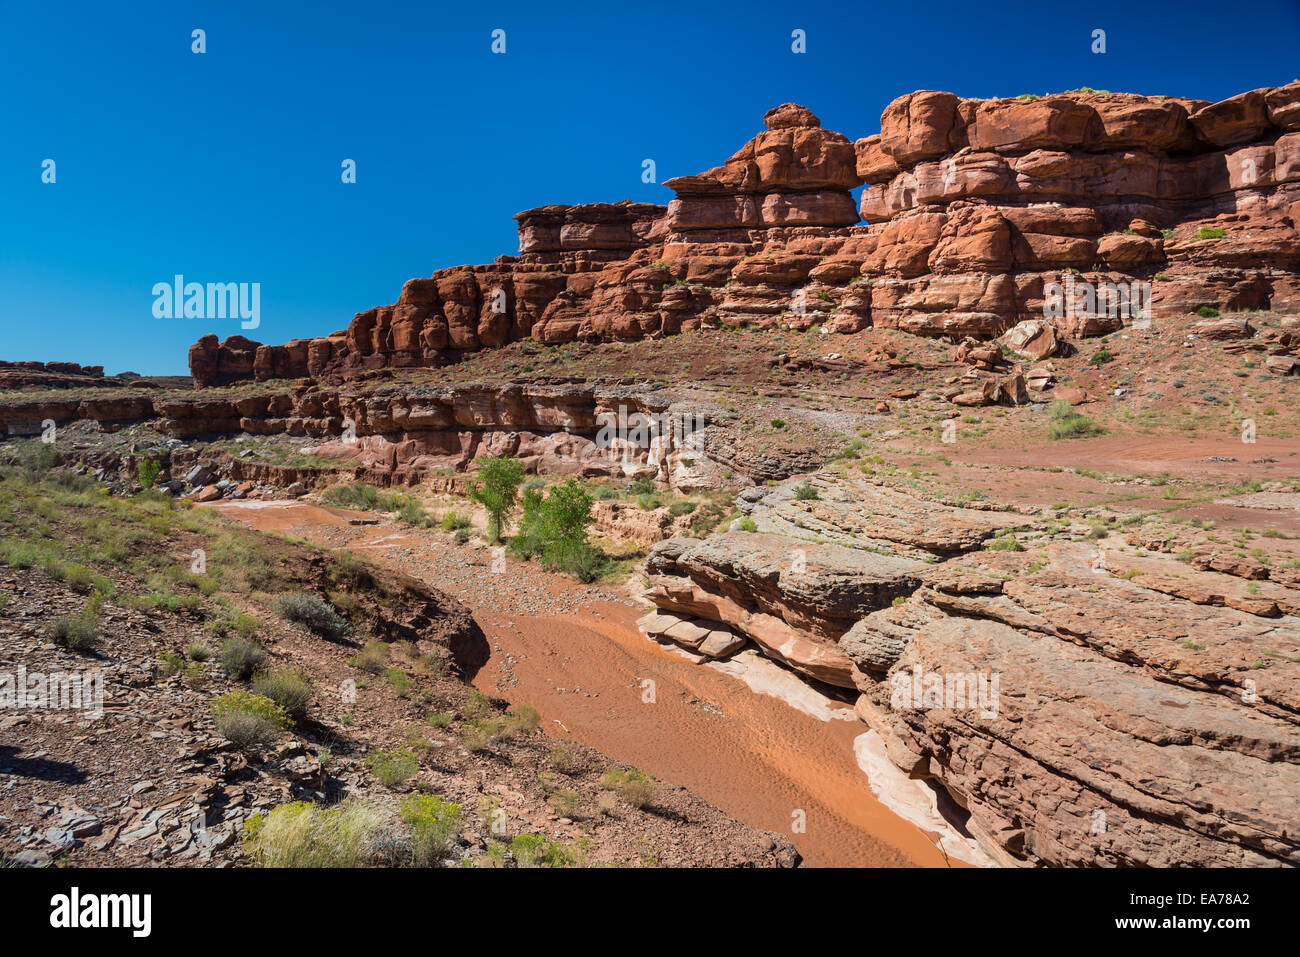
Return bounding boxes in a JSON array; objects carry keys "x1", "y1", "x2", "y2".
[
  {"x1": 847, "y1": 541, "x2": 1300, "y2": 867},
  {"x1": 187, "y1": 85, "x2": 1300, "y2": 391},
  {"x1": 641, "y1": 473, "x2": 1300, "y2": 867}
]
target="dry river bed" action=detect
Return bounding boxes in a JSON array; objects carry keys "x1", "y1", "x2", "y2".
[{"x1": 206, "y1": 499, "x2": 954, "y2": 867}]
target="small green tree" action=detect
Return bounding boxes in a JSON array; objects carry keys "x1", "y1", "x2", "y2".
[
  {"x1": 509, "y1": 479, "x2": 599, "y2": 581},
  {"x1": 468, "y1": 457, "x2": 526, "y2": 543},
  {"x1": 137, "y1": 457, "x2": 163, "y2": 489}
]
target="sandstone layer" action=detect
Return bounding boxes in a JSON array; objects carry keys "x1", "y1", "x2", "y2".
[
  {"x1": 640, "y1": 476, "x2": 1300, "y2": 867},
  {"x1": 189, "y1": 83, "x2": 1300, "y2": 387}
]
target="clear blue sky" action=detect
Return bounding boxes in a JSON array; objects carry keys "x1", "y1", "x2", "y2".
[{"x1": 2, "y1": 0, "x2": 1297, "y2": 374}]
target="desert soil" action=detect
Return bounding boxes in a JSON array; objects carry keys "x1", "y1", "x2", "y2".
[{"x1": 208, "y1": 499, "x2": 950, "y2": 867}]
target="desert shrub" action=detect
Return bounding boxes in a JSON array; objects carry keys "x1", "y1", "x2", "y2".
[
  {"x1": 209, "y1": 611, "x2": 260, "y2": 640},
  {"x1": 1047, "y1": 400, "x2": 1105, "y2": 440},
  {"x1": 548, "y1": 744, "x2": 593, "y2": 776},
  {"x1": 737, "y1": 517, "x2": 758, "y2": 533},
  {"x1": 271, "y1": 593, "x2": 349, "y2": 641},
  {"x1": 369, "y1": 748, "x2": 418, "y2": 788},
  {"x1": 984, "y1": 532, "x2": 1025, "y2": 552},
  {"x1": 770, "y1": 419, "x2": 786, "y2": 429},
  {"x1": 601, "y1": 767, "x2": 656, "y2": 809},
  {"x1": 628, "y1": 476, "x2": 657, "y2": 496},
  {"x1": 321, "y1": 483, "x2": 381, "y2": 510},
  {"x1": 591, "y1": 486, "x2": 619, "y2": 500},
  {"x1": 185, "y1": 641, "x2": 212, "y2": 661},
  {"x1": 219, "y1": 635, "x2": 268, "y2": 680},
  {"x1": 62, "y1": 564, "x2": 98, "y2": 594},
  {"x1": 399, "y1": 794, "x2": 462, "y2": 867},
  {"x1": 211, "y1": 690, "x2": 287, "y2": 749},
  {"x1": 243, "y1": 800, "x2": 391, "y2": 868},
  {"x1": 1088, "y1": 349, "x2": 1114, "y2": 365},
  {"x1": 349, "y1": 640, "x2": 390, "y2": 674},
  {"x1": 439, "y1": 511, "x2": 470, "y2": 532},
  {"x1": 158, "y1": 650, "x2": 185, "y2": 677},
  {"x1": 510, "y1": 833, "x2": 581, "y2": 868},
  {"x1": 667, "y1": 500, "x2": 697, "y2": 517},
  {"x1": 1195, "y1": 305, "x2": 1220, "y2": 318},
  {"x1": 1195, "y1": 227, "x2": 1225, "y2": 240},
  {"x1": 468, "y1": 457, "x2": 526, "y2": 543},
  {"x1": 458, "y1": 720, "x2": 495, "y2": 752},
  {"x1": 794, "y1": 483, "x2": 819, "y2": 501},
  {"x1": 386, "y1": 667, "x2": 413, "y2": 698},
  {"x1": 47, "y1": 596, "x2": 101, "y2": 653},
  {"x1": 507, "y1": 703, "x2": 540, "y2": 732},
  {"x1": 251, "y1": 666, "x2": 315, "y2": 723}
]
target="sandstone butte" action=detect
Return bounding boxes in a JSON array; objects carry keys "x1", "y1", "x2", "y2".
[{"x1": 188, "y1": 83, "x2": 1300, "y2": 387}]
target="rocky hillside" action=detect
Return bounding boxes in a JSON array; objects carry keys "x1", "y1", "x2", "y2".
[
  {"x1": 188, "y1": 83, "x2": 1300, "y2": 386},
  {"x1": 0, "y1": 459, "x2": 797, "y2": 868}
]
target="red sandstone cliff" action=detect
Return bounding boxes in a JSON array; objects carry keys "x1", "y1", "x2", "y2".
[{"x1": 189, "y1": 83, "x2": 1300, "y2": 387}]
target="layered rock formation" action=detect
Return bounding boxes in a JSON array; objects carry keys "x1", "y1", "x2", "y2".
[
  {"x1": 639, "y1": 475, "x2": 1300, "y2": 867},
  {"x1": 0, "y1": 383, "x2": 774, "y2": 491},
  {"x1": 0, "y1": 360, "x2": 137, "y2": 392},
  {"x1": 190, "y1": 82, "x2": 1300, "y2": 387}
]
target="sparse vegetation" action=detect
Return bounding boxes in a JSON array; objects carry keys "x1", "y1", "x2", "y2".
[
  {"x1": 271, "y1": 593, "x2": 349, "y2": 641},
  {"x1": 211, "y1": 690, "x2": 288, "y2": 749}
]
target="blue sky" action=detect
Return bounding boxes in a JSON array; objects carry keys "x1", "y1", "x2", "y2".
[{"x1": 2, "y1": 0, "x2": 1297, "y2": 374}]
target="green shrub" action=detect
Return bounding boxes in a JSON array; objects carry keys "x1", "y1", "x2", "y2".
[
  {"x1": 243, "y1": 800, "x2": 391, "y2": 868},
  {"x1": 770, "y1": 419, "x2": 786, "y2": 429},
  {"x1": 399, "y1": 794, "x2": 462, "y2": 867},
  {"x1": 438, "y1": 511, "x2": 469, "y2": 532},
  {"x1": 158, "y1": 650, "x2": 185, "y2": 677},
  {"x1": 349, "y1": 640, "x2": 391, "y2": 674},
  {"x1": 47, "y1": 596, "x2": 101, "y2": 653},
  {"x1": 737, "y1": 517, "x2": 758, "y2": 533},
  {"x1": 321, "y1": 483, "x2": 381, "y2": 509},
  {"x1": 1194, "y1": 226, "x2": 1225, "y2": 240},
  {"x1": 628, "y1": 476, "x2": 657, "y2": 496},
  {"x1": 369, "y1": 748, "x2": 418, "y2": 789},
  {"x1": 251, "y1": 666, "x2": 315, "y2": 723},
  {"x1": 1047, "y1": 400, "x2": 1105, "y2": 440},
  {"x1": 386, "y1": 667, "x2": 413, "y2": 698},
  {"x1": 271, "y1": 593, "x2": 349, "y2": 641},
  {"x1": 794, "y1": 483, "x2": 819, "y2": 501},
  {"x1": 667, "y1": 500, "x2": 697, "y2": 517},
  {"x1": 137, "y1": 458, "x2": 163, "y2": 489},
  {"x1": 185, "y1": 642, "x2": 212, "y2": 662},
  {"x1": 600, "y1": 767, "x2": 657, "y2": 809},
  {"x1": 507, "y1": 703, "x2": 540, "y2": 733},
  {"x1": 984, "y1": 532, "x2": 1024, "y2": 552},
  {"x1": 219, "y1": 635, "x2": 268, "y2": 680},
  {"x1": 211, "y1": 690, "x2": 288, "y2": 749},
  {"x1": 1196, "y1": 305, "x2": 1220, "y2": 318},
  {"x1": 510, "y1": 833, "x2": 581, "y2": 868},
  {"x1": 1088, "y1": 349, "x2": 1114, "y2": 366}
]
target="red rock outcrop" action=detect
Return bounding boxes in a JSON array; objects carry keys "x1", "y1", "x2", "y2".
[
  {"x1": 642, "y1": 474, "x2": 1300, "y2": 867},
  {"x1": 189, "y1": 83, "x2": 1300, "y2": 387}
]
